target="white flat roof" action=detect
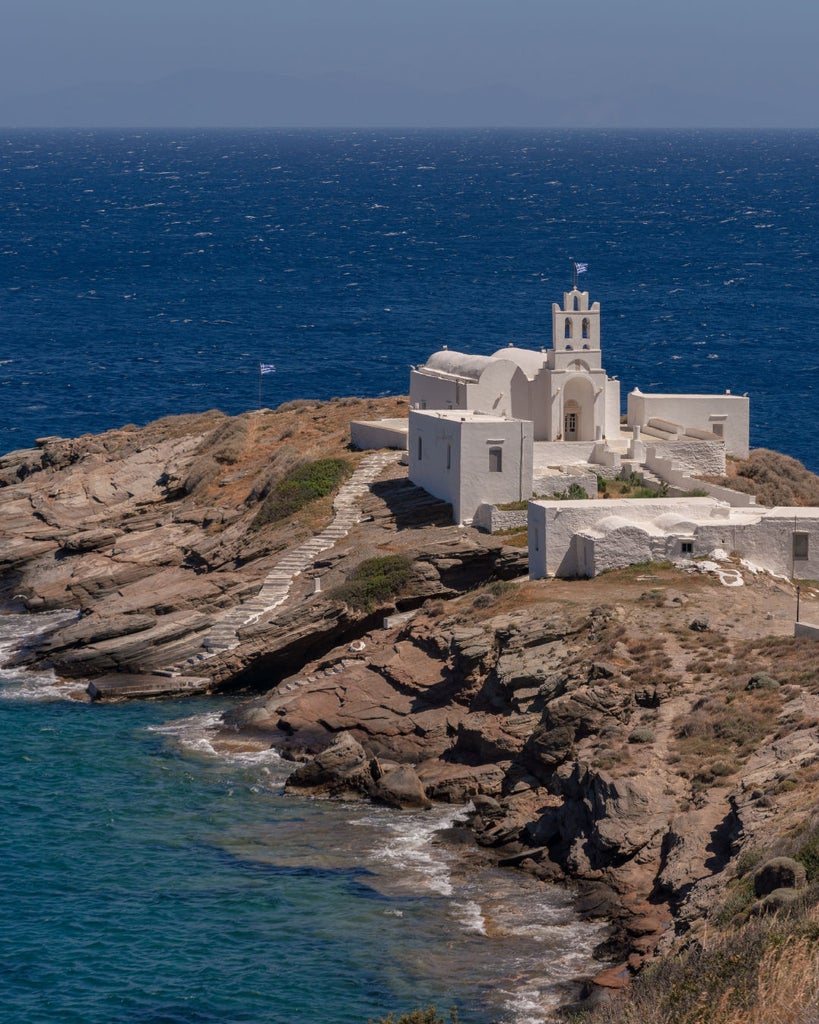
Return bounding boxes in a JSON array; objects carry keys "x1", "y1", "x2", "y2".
[{"x1": 413, "y1": 409, "x2": 515, "y2": 424}]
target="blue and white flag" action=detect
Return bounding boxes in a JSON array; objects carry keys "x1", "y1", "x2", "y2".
[
  {"x1": 259, "y1": 363, "x2": 276, "y2": 374},
  {"x1": 574, "y1": 262, "x2": 588, "y2": 274}
]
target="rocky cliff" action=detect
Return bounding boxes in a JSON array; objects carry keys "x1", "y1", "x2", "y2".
[{"x1": 3, "y1": 403, "x2": 819, "y2": 1019}]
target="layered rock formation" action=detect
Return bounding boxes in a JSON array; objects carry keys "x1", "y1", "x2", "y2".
[{"x1": 3, "y1": 402, "x2": 819, "y2": 1014}]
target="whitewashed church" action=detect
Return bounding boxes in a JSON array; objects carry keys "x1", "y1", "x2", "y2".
[{"x1": 353, "y1": 283, "x2": 749, "y2": 524}]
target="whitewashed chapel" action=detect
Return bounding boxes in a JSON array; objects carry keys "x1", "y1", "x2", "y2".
[
  {"x1": 350, "y1": 282, "x2": 817, "y2": 581},
  {"x1": 353, "y1": 284, "x2": 748, "y2": 521}
]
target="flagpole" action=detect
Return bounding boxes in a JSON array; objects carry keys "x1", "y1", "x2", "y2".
[
  {"x1": 258, "y1": 363, "x2": 262, "y2": 411},
  {"x1": 571, "y1": 259, "x2": 577, "y2": 290}
]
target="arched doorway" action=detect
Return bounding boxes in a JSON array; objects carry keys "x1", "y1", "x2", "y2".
[{"x1": 562, "y1": 375, "x2": 596, "y2": 441}]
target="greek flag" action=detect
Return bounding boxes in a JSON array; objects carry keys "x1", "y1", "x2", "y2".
[
  {"x1": 574, "y1": 262, "x2": 588, "y2": 274},
  {"x1": 259, "y1": 363, "x2": 276, "y2": 374}
]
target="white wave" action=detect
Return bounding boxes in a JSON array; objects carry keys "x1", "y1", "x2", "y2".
[
  {"x1": 353, "y1": 804, "x2": 467, "y2": 897},
  {"x1": 454, "y1": 899, "x2": 487, "y2": 934},
  {"x1": 148, "y1": 711, "x2": 286, "y2": 768},
  {"x1": 0, "y1": 611, "x2": 86, "y2": 702}
]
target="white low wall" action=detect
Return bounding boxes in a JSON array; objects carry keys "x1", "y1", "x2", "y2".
[
  {"x1": 647, "y1": 439, "x2": 726, "y2": 476},
  {"x1": 644, "y1": 446, "x2": 755, "y2": 507},
  {"x1": 473, "y1": 504, "x2": 528, "y2": 533},
  {"x1": 350, "y1": 419, "x2": 408, "y2": 451},
  {"x1": 533, "y1": 471, "x2": 598, "y2": 498}
]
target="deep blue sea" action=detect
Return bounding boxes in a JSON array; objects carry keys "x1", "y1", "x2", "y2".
[{"x1": 2, "y1": 130, "x2": 819, "y2": 1023}]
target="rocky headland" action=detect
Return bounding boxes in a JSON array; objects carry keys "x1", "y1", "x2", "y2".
[{"x1": 2, "y1": 399, "x2": 819, "y2": 1021}]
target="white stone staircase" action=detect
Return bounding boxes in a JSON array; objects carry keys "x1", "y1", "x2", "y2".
[{"x1": 171, "y1": 451, "x2": 401, "y2": 671}]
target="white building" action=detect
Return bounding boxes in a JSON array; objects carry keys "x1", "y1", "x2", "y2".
[
  {"x1": 409, "y1": 410, "x2": 533, "y2": 527},
  {"x1": 528, "y1": 498, "x2": 819, "y2": 581},
  {"x1": 399, "y1": 284, "x2": 751, "y2": 524}
]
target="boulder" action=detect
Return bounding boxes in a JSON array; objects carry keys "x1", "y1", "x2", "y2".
[
  {"x1": 371, "y1": 765, "x2": 432, "y2": 810},
  {"x1": 285, "y1": 731, "x2": 377, "y2": 800}
]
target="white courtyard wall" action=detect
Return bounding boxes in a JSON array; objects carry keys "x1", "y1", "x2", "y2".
[{"x1": 647, "y1": 439, "x2": 726, "y2": 476}]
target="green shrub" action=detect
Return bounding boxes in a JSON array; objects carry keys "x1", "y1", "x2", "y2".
[
  {"x1": 796, "y1": 826, "x2": 819, "y2": 882},
  {"x1": 335, "y1": 555, "x2": 412, "y2": 611},
  {"x1": 252, "y1": 458, "x2": 353, "y2": 529}
]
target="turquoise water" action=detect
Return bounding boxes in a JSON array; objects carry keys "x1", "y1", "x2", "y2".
[{"x1": 0, "y1": 617, "x2": 605, "y2": 1024}]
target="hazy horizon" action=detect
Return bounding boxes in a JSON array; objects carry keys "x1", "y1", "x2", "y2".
[{"x1": 1, "y1": 1, "x2": 817, "y2": 129}]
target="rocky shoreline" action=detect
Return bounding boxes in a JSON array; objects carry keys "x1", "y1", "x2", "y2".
[{"x1": 3, "y1": 399, "x2": 819, "y2": 1017}]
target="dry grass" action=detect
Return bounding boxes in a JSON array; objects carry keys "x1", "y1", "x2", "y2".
[{"x1": 571, "y1": 907, "x2": 819, "y2": 1024}]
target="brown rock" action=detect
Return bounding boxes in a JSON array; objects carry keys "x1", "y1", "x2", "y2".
[{"x1": 371, "y1": 765, "x2": 432, "y2": 810}]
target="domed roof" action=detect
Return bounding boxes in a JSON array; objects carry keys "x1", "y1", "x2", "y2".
[
  {"x1": 423, "y1": 350, "x2": 492, "y2": 380},
  {"x1": 654, "y1": 513, "x2": 697, "y2": 532},
  {"x1": 595, "y1": 515, "x2": 639, "y2": 534},
  {"x1": 490, "y1": 345, "x2": 548, "y2": 378}
]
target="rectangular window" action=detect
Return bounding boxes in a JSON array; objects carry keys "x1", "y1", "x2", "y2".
[
  {"x1": 446, "y1": 444, "x2": 451, "y2": 470},
  {"x1": 489, "y1": 446, "x2": 503, "y2": 473},
  {"x1": 681, "y1": 541, "x2": 694, "y2": 556},
  {"x1": 417, "y1": 436, "x2": 423, "y2": 461},
  {"x1": 794, "y1": 533, "x2": 809, "y2": 560}
]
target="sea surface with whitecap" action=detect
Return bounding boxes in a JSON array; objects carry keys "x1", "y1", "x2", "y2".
[{"x1": 2, "y1": 129, "x2": 818, "y2": 1022}]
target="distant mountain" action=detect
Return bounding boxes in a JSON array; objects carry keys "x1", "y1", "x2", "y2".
[{"x1": 0, "y1": 68, "x2": 557, "y2": 129}]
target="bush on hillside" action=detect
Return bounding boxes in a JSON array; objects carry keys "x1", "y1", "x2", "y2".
[
  {"x1": 252, "y1": 457, "x2": 353, "y2": 529},
  {"x1": 709, "y1": 449, "x2": 819, "y2": 507},
  {"x1": 335, "y1": 555, "x2": 412, "y2": 611}
]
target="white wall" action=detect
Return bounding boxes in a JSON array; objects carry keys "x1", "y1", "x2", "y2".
[
  {"x1": 350, "y1": 419, "x2": 408, "y2": 451},
  {"x1": 627, "y1": 393, "x2": 750, "y2": 458},
  {"x1": 409, "y1": 370, "x2": 462, "y2": 411},
  {"x1": 645, "y1": 440, "x2": 726, "y2": 477},
  {"x1": 605, "y1": 378, "x2": 621, "y2": 439}
]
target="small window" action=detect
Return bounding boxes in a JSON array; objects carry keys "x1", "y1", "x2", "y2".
[
  {"x1": 681, "y1": 541, "x2": 694, "y2": 556},
  {"x1": 533, "y1": 526, "x2": 540, "y2": 552},
  {"x1": 582, "y1": 317, "x2": 590, "y2": 339},
  {"x1": 446, "y1": 443, "x2": 451, "y2": 471},
  {"x1": 573, "y1": 295, "x2": 580, "y2": 311},
  {"x1": 417, "y1": 436, "x2": 423, "y2": 461},
  {"x1": 794, "y1": 533, "x2": 809, "y2": 560},
  {"x1": 489, "y1": 446, "x2": 503, "y2": 473},
  {"x1": 564, "y1": 317, "x2": 572, "y2": 339}
]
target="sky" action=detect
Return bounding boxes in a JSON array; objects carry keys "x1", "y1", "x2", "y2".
[{"x1": 1, "y1": 0, "x2": 818, "y2": 127}]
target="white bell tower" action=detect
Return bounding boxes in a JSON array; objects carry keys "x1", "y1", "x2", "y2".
[{"x1": 551, "y1": 288, "x2": 602, "y2": 370}]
